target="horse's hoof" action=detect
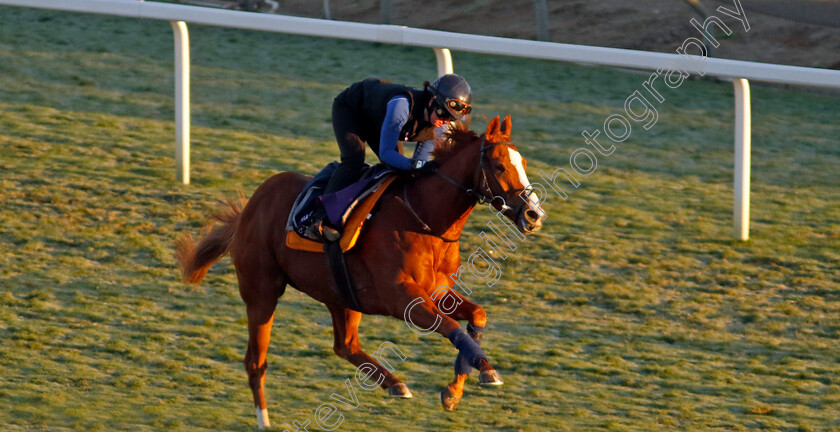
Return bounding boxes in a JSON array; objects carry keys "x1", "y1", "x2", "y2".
[
  {"x1": 440, "y1": 387, "x2": 460, "y2": 411},
  {"x1": 388, "y1": 383, "x2": 413, "y2": 398},
  {"x1": 478, "y1": 369, "x2": 504, "y2": 386}
]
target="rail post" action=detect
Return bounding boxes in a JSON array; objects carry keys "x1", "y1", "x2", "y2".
[
  {"x1": 733, "y1": 78, "x2": 751, "y2": 240},
  {"x1": 434, "y1": 48, "x2": 453, "y2": 76},
  {"x1": 171, "y1": 20, "x2": 190, "y2": 184}
]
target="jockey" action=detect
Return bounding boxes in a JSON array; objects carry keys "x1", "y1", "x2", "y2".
[{"x1": 307, "y1": 74, "x2": 472, "y2": 241}]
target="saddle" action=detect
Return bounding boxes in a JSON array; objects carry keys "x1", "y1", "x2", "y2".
[{"x1": 286, "y1": 163, "x2": 397, "y2": 253}]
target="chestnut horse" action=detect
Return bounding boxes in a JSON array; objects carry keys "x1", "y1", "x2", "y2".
[{"x1": 175, "y1": 116, "x2": 543, "y2": 428}]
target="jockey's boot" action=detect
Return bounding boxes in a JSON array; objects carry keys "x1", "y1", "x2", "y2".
[{"x1": 304, "y1": 207, "x2": 341, "y2": 242}]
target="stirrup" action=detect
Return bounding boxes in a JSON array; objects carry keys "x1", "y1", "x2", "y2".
[
  {"x1": 304, "y1": 220, "x2": 341, "y2": 242},
  {"x1": 322, "y1": 224, "x2": 341, "y2": 242}
]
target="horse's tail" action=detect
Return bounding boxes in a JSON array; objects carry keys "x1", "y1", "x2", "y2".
[{"x1": 175, "y1": 195, "x2": 245, "y2": 285}]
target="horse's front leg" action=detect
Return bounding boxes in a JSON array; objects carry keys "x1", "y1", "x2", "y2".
[
  {"x1": 431, "y1": 287, "x2": 501, "y2": 411},
  {"x1": 400, "y1": 286, "x2": 501, "y2": 410},
  {"x1": 326, "y1": 304, "x2": 413, "y2": 398}
]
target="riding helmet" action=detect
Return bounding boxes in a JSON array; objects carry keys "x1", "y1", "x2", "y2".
[{"x1": 427, "y1": 74, "x2": 472, "y2": 121}]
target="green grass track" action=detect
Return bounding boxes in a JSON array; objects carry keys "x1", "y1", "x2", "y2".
[{"x1": 1, "y1": 6, "x2": 839, "y2": 432}]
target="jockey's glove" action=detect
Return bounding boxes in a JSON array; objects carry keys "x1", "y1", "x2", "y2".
[{"x1": 412, "y1": 160, "x2": 439, "y2": 176}]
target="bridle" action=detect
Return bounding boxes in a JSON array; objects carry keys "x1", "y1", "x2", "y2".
[
  {"x1": 438, "y1": 136, "x2": 531, "y2": 210},
  {"x1": 398, "y1": 136, "x2": 533, "y2": 242}
]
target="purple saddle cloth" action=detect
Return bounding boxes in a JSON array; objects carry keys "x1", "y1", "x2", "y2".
[
  {"x1": 320, "y1": 165, "x2": 395, "y2": 228},
  {"x1": 286, "y1": 163, "x2": 395, "y2": 237}
]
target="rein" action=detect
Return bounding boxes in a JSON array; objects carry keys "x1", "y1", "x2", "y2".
[
  {"x1": 397, "y1": 136, "x2": 523, "y2": 242},
  {"x1": 396, "y1": 187, "x2": 460, "y2": 242}
]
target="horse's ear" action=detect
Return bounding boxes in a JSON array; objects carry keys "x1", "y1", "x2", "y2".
[
  {"x1": 485, "y1": 116, "x2": 500, "y2": 138},
  {"x1": 500, "y1": 115, "x2": 512, "y2": 140}
]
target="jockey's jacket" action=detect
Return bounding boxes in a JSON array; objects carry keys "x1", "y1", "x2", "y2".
[
  {"x1": 380, "y1": 96, "x2": 435, "y2": 170},
  {"x1": 333, "y1": 78, "x2": 437, "y2": 170}
]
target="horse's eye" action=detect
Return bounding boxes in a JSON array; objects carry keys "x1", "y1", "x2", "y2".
[{"x1": 494, "y1": 164, "x2": 506, "y2": 173}]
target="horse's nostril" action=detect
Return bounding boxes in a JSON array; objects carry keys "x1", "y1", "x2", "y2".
[{"x1": 525, "y1": 209, "x2": 540, "y2": 223}]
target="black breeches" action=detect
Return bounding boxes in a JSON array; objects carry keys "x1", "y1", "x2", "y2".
[{"x1": 325, "y1": 100, "x2": 371, "y2": 194}]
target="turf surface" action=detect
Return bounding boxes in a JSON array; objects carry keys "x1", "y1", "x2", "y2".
[{"x1": 1, "y1": 6, "x2": 839, "y2": 431}]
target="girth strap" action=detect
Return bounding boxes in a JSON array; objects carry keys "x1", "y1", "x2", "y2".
[{"x1": 323, "y1": 240, "x2": 364, "y2": 312}]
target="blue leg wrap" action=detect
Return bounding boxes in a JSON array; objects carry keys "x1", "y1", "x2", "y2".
[
  {"x1": 449, "y1": 328, "x2": 487, "y2": 373},
  {"x1": 454, "y1": 324, "x2": 484, "y2": 375}
]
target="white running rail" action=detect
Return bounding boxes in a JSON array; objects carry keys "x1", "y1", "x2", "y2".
[{"x1": 3, "y1": 0, "x2": 839, "y2": 239}]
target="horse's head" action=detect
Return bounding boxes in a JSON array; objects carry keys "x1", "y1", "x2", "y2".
[{"x1": 475, "y1": 116, "x2": 544, "y2": 234}]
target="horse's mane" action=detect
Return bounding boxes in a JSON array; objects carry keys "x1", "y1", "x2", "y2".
[
  {"x1": 431, "y1": 116, "x2": 513, "y2": 164},
  {"x1": 432, "y1": 126, "x2": 480, "y2": 164}
]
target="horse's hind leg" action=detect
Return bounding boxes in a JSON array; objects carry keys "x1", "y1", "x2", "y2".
[
  {"x1": 326, "y1": 304, "x2": 412, "y2": 398},
  {"x1": 239, "y1": 271, "x2": 286, "y2": 429}
]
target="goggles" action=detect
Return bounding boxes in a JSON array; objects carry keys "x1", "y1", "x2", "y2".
[{"x1": 446, "y1": 99, "x2": 472, "y2": 116}]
